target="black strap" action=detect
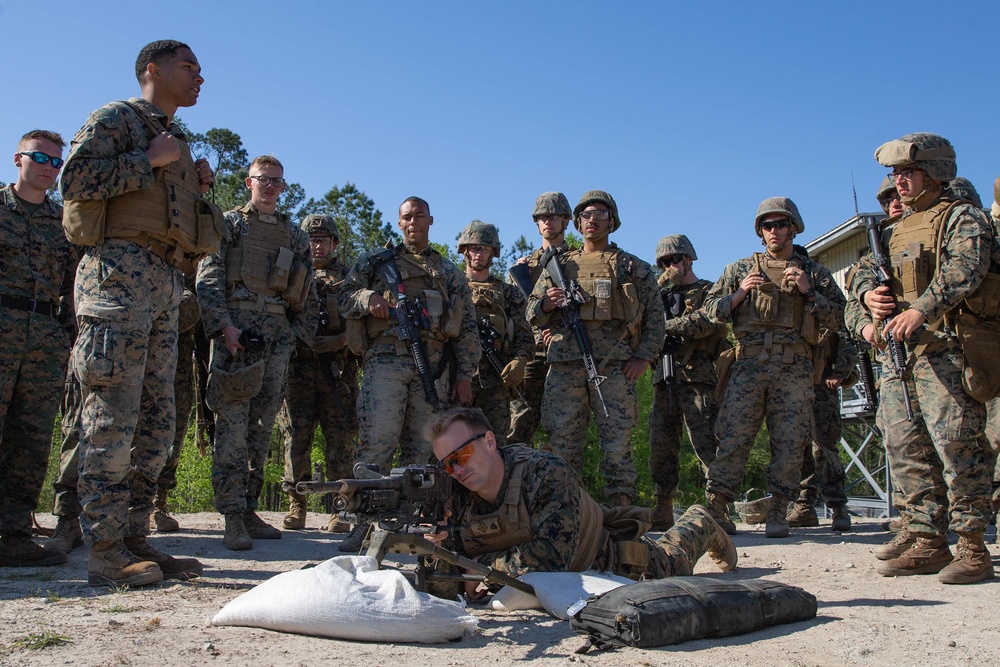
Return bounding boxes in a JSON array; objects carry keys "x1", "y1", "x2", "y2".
[{"x1": 0, "y1": 295, "x2": 57, "y2": 317}]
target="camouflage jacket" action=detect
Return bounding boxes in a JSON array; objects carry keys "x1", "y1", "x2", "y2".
[
  {"x1": 337, "y1": 242, "x2": 479, "y2": 382},
  {"x1": 61, "y1": 97, "x2": 179, "y2": 202},
  {"x1": 0, "y1": 185, "x2": 78, "y2": 333},
  {"x1": 703, "y1": 251, "x2": 844, "y2": 346},
  {"x1": 660, "y1": 278, "x2": 728, "y2": 385},
  {"x1": 196, "y1": 201, "x2": 318, "y2": 345},
  {"x1": 304, "y1": 255, "x2": 359, "y2": 372},
  {"x1": 469, "y1": 275, "x2": 534, "y2": 389},
  {"x1": 526, "y1": 243, "x2": 665, "y2": 364},
  {"x1": 508, "y1": 241, "x2": 569, "y2": 357}
]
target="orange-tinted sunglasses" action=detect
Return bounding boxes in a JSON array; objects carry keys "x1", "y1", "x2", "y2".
[{"x1": 440, "y1": 433, "x2": 486, "y2": 474}]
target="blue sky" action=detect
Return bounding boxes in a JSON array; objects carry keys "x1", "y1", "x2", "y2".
[{"x1": 2, "y1": 1, "x2": 997, "y2": 280}]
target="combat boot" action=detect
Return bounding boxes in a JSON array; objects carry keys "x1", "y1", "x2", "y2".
[
  {"x1": 46, "y1": 516, "x2": 84, "y2": 553},
  {"x1": 283, "y1": 493, "x2": 307, "y2": 530},
  {"x1": 880, "y1": 515, "x2": 906, "y2": 533},
  {"x1": 124, "y1": 536, "x2": 203, "y2": 580},
  {"x1": 650, "y1": 496, "x2": 675, "y2": 531},
  {"x1": 223, "y1": 515, "x2": 252, "y2": 551},
  {"x1": 687, "y1": 505, "x2": 738, "y2": 572},
  {"x1": 606, "y1": 492, "x2": 631, "y2": 508},
  {"x1": 765, "y1": 495, "x2": 790, "y2": 538},
  {"x1": 323, "y1": 514, "x2": 352, "y2": 534},
  {"x1": 243, "y1": 511, "x2": 281, "y2": 539},
  {"x1": 830, "y1": 505, "x2": 852, "y2": 532},
  {"x1": 786, "y1": 501, "x2": 819, "y2": 528},
  {"x1": 874, "y1": 518, "x2": 914, "y2": 560},
  {"x1": 0, "y1": 534, "x2": 68, "y2": 567},
  {"x1": 88, "y1": 540, "x2": 162, "y2": 586},
  {"x1": 152, "y1": 488, "x2": 180, "y2": 533},
  {"x1": 876, "y1": 535, "x2": 952, "y2": 577},
  {"x1": 938, "y1": 534, "x2": 995, "y2": 584},
  {"x1": 338, "y1": 522, "x2": 371, "y2": 553},
  {"x1": 706, "y1": 492, "x2": 737, "y2": 535}
]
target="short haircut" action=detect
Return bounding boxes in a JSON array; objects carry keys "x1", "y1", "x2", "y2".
[
  {"x1": 18, "y1": 130, "x2": 65, "y2": 150},
  {"x1": 135, "y1": 40, "x2": 191, "y2": 81},
  {"x1": 425, "y1": 407, "x2": 494, "y2": 448},
  {"x1": 248, "y1": 155, "x2": 283, "y2": 173},
  {"x1": 400, "y1": 196, "x2": 430, "y2": 216}
]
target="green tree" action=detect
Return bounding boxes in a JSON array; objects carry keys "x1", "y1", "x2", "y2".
[{"x1": 299, "y1": 182, "x2": 399, "y2": 266}]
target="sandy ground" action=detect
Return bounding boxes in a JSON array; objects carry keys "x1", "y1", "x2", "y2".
[{"x1": 2, "y1": 512, "x2": 999, "y2": 667}]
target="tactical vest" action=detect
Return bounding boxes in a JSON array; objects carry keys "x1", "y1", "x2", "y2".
[
  {"x1": 103, "y1": 102, "x2": 223, "y2": 260},
  {"x1": 367, "y1": 251, "x2": 458, "y2": 345},
  {"x1": 459, "y1": 445, "x2": 605, "y2": 571},
  {"x1": 224, "y1": 205, "x2": 309, "y2": 309},
  {"x1": 680, "y1": 281, "x2": 727, "y2": 357},
  {"x1": 470, "y1": 278, "x2": 510, "y2": 350},
  {"x1": 315, "y1": 264, "x2": 348, "y2": 335},
  {"x1": 732, "y1": 253, "x2": 818, "y2": 345}
]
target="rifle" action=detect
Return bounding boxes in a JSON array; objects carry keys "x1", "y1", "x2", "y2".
[
  {"x1": 297, "y1": 463, "x2": 534, "y2": 595},
  {"x1": 854, "y1": 338, "x2": 879, "y2": 413},
  {"x1": 656, "y1": 290, "x2": 685, "y2": 413},
  {"x1": 539, "y1": 247, "x2": 609, "y2": 417},
  {"x1": 316, "y1": 299, "x2": 348, "y2": 421},
  {"x1": 477, "y1": 315, "x2": 526, "y2": 401},
  {"x1": 366, "y1": 249, "x2": 445, "y2": 412},
  {"x1": 865, "y1": 217, "x2": 914, "y2": 421}
]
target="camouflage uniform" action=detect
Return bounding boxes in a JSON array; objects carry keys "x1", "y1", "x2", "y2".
[
  {"x1": 62, "y1": 98, "x2": 191, "y2": 544},
  {"x1": 704, "y1": 237, "x2": 844, "y2": 506},
  {"x1": 52, "y1": 368, "x2": 83, "y2": 522},
  {"x1": 281, "y1": 253, "x2": 359, "y2": 492},
  {"x1": 456, "y1": 445, "x2": 730, "y2": 582},
  {"x1": 649, "y1": 277, "x2": 727, "y2": 499},
  {"x1": 507, "y1": 242, "x2": 570, "y2": 444},
  {"x1": 527, "y1": 242, "x2": 664, "y2": 501},
  {"x1": 0, "y1": 185, "x2": 77, "y2": 539},
  {"x1": 196, "y1": 202, "x2": 318, "y2": 516},
  {"x1": 338, "y1": 244, "x2": 478, "y2": 471}
]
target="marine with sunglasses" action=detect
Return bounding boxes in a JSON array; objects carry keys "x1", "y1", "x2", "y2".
[
  {"x1": 702, "y1": 197, "x2": 844, "y2": 539},
  {"x1": 0, "y1": 131, "x2": 79, "y2": 568},
  {"x1": 424, "y1": 407, "x2": 737, "y2": 600}
]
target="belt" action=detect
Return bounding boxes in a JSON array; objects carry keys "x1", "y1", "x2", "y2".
[
  {"x1": 129, "y1": 233, "x2": 198, "y2": 277},
  {"x1": 228, "y1": 300, "x2": 287, "y2": 315},
  {"x1": 0, "y1": 295, "x2": 57, "y2": 318}
]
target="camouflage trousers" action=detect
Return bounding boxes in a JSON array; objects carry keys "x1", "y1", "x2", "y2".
[
  {"x1": 0, "y1": 310, "x2": 71, "y2": 537},
  {"x1": 471, "y1": 371, "x2": 510, "y2": 447},
  {"x1": 74, "y1": 241, "x2": 181, "y2": 543},
  {"x1": 158, "y1": 330, "x2": 195, "y2": 492},
  {"x1": 986, "y1": 398, "x2": 1000, "y2": 510},
  {"x1": 508, "y1": 352, "x2": 547, "y2": 445},
  {"x1": 648, "y1": 380, "x2": 719, "y2": 498},
  {"x1": 52, "y1": 367, "x2": 82, "y2": 519},
  {"x1": 881, "y1": 344, "x2": 993, "y2": 536},
  {"x1": 707, "y1": 352, "x2": 814, "y2": 501},
  {"x1": 797, "y1": 385, "x2": 847, "y2": 506},
  {"x1": 542, "y1": 360, "x2": 638, "y2": 500},
  {"x1": 356, "y1": 349, "x2": 450, "y2": 473},
  {"x1": 209, "y1": 310, "x2": 293, "y2": 515},
  {"x1": 280, "y1": 354, "x2": 358, "y2": 492}
]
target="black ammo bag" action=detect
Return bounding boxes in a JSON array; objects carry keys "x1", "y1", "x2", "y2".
[{"x1": 569, "y1": 576, "x2": 817, "y2": 650}]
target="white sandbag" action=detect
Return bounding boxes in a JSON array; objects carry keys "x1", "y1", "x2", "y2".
[
  {"x1": 490, "y1": 571, "x2": 632, "y2": 620},
  {"x1": 211, "y1": 555, "x2": 477, "y2": 643}
]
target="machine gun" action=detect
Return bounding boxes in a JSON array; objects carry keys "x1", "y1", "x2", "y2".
[
  {"x1": 539, "y1": 246, "x2": 609, "y2": 417},
  {"x1": 865, "y1": 217, "x2": 913, "y2": 421},
  {"x1": 366, "y1": 249, "x2": 445, "y2": 412},
  {"x1": 656, "y1": 290, "x2": 685, "y2": 413},
  {"x1": 477, "y1": 315, "x2": 526, "y2": 401},
  {"x1": 297, "y1": 463, "x2": 534, "y2": 595}
]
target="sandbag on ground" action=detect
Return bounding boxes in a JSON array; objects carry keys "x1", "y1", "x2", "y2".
[{"x1": 211, "y1": 555, "x2": 477, "y2": 643}]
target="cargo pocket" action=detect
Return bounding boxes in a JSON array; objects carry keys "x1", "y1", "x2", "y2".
[{"x1": 71, "y1": 313, "x2": 130, "y2": 388}]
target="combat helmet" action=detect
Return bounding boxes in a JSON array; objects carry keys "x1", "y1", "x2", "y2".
[
  {"x1": 573, "y1": 190, "x2": 621, "y2": 232},
  {"x1": 754, "y1": 197, "x2": 804, "y2": 237},
  {"x1": 874, "y1": 132, "x2": 957, "y2": 184},
  {"x1": 301, "y1": 214, "x2": 339, "y2": 242},
  {"x1": 876, "y1": 176, "x2": 898, "y2": 215},
  {"x1": 656, "y1": 234, "x2": 698, "y2": 266},
  {"x1": 532, "y1": 192, "x2": 572, "y2": 220},
  {"x1": 946, "y1": 177, "x2": 983, "y2": 208},
  {"x1": 457, "y1": 220, "x2": 501, "y2": 255}
]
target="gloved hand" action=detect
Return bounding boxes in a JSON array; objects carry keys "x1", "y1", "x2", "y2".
[
  {"x1": 501, "y1": 357, "x2": 527, "y2": 389},
  {"x1": 312, "y1": 333, "x2": 347, "y2": 354}
]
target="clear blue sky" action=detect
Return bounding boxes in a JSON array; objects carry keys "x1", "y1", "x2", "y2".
[{"x1": 2, "y1": 0, "x2": 997, "y2": 280}]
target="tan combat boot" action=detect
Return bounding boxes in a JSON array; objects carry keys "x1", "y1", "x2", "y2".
[
  {"x1": 88, "y1": 540, "x2": 162, "y2": 586},
  {"x1": 283, "y1": 493, "x2": 307, "y2": 530},
  {"x1": 650, "y1": 496, "x2": 675, "y2": 531},
  {"x1": 707, "y1": 492, "x2": 737, "y2": 535},
  {"x1": 223, "y1": 515, "x2": 253, "y2": 551},
  {"x1": 873, "y1": 515, "x2": 914, "y2": 560},
  {"x1": 786, "y1": 501, "x2": 819, "y2": 528},
  {"x1": 0, "y1": 534, "x2": 68, "y2": 567},
  {"x1": 876, "y1": 535, "x2": 952, "y2": 577},
  {"x1": 46, "y1": 516, "x2": 84, "y2": 553},
  {"x1": 324, "y1": 514, "x2": 352, "y2": 534},
  {"x1": 688, "y1": 505, "x2": 738, "y2": 572},
  {"x1": 152, "y1": 488, "x2": 180, "y2": 533},
  {"x1": 765, "y1": 495, "x2": 790, "y2": 538},
  {"x1": 938, "y1": 534, "x2": 995, "y2": 584},
  {"x1": 244, "y1": 511, "x2": 281, "y2": 539},
  {"x1": 124, "y1": 536, "x2": 203, "y2": 580},
  {"x1": 830, "y1": 505, "x2": 852, "y2": 532}
]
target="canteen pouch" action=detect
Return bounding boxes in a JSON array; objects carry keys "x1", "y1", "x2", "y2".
[{"x1": 570, "y1": 576, "x2": 817, "y2": 649}]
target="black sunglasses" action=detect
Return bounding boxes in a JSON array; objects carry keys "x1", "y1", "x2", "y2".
[{"x1": 18, "y1": 151, "x2": 64, "y2": 169}]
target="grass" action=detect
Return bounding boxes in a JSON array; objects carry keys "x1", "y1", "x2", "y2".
[{"x1": 7, "y1": 631, "x2": 72, "y2": 651}]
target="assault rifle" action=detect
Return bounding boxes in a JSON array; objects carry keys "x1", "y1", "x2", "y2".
[
  {"x1": 477, "y1": 315, "x2": 526, "y2": 401},
  {"x1": 855, "y1": 338, "x2": 879, "y2": 414},
  {"x1": 366, "y1": 249, "x2": 445, "y2": 412},
  {"x1": 297, "y1": 463, "x2": 534, "y2": 595},
  {"x1": 539, "y1": 246, "x2": 609, "y2": 417},
  {"x1": 656, "y1": 290, "x2": 685, "y2": 413},
  {"x1": 316, "y1": 300, "x2": 347, "y2": 421},
  {"x1": 865, "y1": 217, "x2": 913, "y2": 421}
]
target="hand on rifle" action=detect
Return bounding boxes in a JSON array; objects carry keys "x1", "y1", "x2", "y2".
[
  {"x1": 863, "y1": 286, "x2": 897, "y2": 321},
  {"x1": 501, "y1": 357, "x2": 527, "y2": 388},
  {"x1": 540, "y1": 286, "x2": 565, "y2": 314},
  {"x1": 883, "y1": 308, "x2": 926, "y2": 341},
  {"x1": 368, "y1": 293, "x2": 391, "y2": 319}
]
